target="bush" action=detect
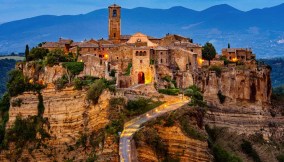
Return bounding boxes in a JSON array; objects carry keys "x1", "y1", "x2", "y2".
[
  {"x1": 162, "y1": 76, "x2": 172, "y2": 82},
  {"x1": 109, "y1": 69, "x2": 116, "y2": 77},
  {"x1": 164, "y1": 114, "x2": 175, "y2": 127},
  {"x1": 11, "y1": 98, "x2": 23, "y2": 107},
  {"x1": 126, "y1": 97, "x2": 163, "y2": 116},
  {"x1": 125, "y1": 63, "x2": 132, "y2": 76},
  {"x1": 62, "y1": 62, "x2": 84, "y2": 76},
  {"x1": 185, "y1": 85, "x2": 206, "y2": 107},
  {"x1": 105, "y1": 119, "x2": 124, "y2": 135},
  {"x1": 213, "y1": 145, "x2": 242, "y2": 162},
  {"x1": 158, "y1": 88, "x2": 180, "y2": 96},
  {"x1": 217, "y1": 91, "x2": 226, "y2": 104},
  {"x1": 45, "y1": 49, "x2": 71, "y2": 66},
  {"x1": 28, "y1": 47, "x2": 49, "y2": 61},
  {"x1": 54, "y1": 75, "x2": 68, "y2": 90},
  {"x1": 87, "y1": 79, "x2": 107, "y2": 104},
  {"x1": 241, "y1": 140, "x2": 261, "y2": 162},
  {"x1": 209, "y1": 66, "x2": 222, "y2": 77},
  {"x1": 179, "y1": 117, "x2": 206, "y2": 141},
  {"x1": 7, "y1": 70, "x2": 26, "y2": 97},
  {"x1": 73, "y1": 78, "x2": 84, "y2": 90}
]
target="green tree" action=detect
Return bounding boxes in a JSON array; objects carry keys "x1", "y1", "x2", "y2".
[
  {"x1": 202, "y1": 42, "x2": 217, "y2": 65},
  {"x1": 45, "y1": 49, "x2": 67, "y2": 66},
  {"x1": 228, "y1": 43, "x2": 231, "y2": 48},
  {"x1": 7, "y1": 70, "x2": 26, "y2": 97},
  {"x1": 29, "y1": 47, "x2": 49, "y2": 61},
  {"x1": 25, "y1": 45, "x2": 30, "y2": 61},
  {"x1": 184, "y1": 85, "x2": 206, "y2": 107},
  {"x1": 62, "y1": 62, "x2": 84, "y2": 83}
]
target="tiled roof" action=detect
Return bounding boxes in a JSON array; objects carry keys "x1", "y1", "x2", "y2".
[
  {"x1": 42, "y1": 42, "x2": 65, "y2": 48},
  {"x1": 174, "y1": 42, "x2": 201, "y2": 48},
  {"x1": 120, "y1": 35, "x2": 131, "y2": 40},
  {"x1": 58, "y1": 38, "x2": 73, "y2": 44},
  {"x1": 154, "y1": 46, "x2": 168, "y2": 51}
]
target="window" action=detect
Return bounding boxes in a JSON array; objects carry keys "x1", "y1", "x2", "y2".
[
  {"x1": 161, "y1": 59, "x2": 163, "y2": 63},
  {"x1": 100, "y1": 60, "x2": 103, "y2": 65},
  {"x1": 136, "y1": 51, "x2": 139, "y2": 56},
  {"x1": 113, "y1": 10, "x2": 117, "y2": 17},
  {"x1": 191, "y1": 49, "x2": 194, "y2": 52},
  {"x1": 117, "y1": 57, "x2": 119, "y2": 60},
  {"x1": 143, "y1": 51, "x2": 146, "y2": 56},
  {"x1": 114, "y1": 33, "x2": 116, "y2": 38},
  {"x1": 140, "y1": 60, "x2": 143, "y2": 63}
]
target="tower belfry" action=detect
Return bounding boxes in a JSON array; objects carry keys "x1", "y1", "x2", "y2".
[{"x1": 108, "y1": 4, "x2": 121, "y2": 43}]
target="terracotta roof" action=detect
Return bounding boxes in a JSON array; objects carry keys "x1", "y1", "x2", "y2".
[
  {"x1": 101, "y1": 44, "x2": 116, "y2": 48},
  {"x1": 78, "y1": 42, "x2": 99, "y2": 48},
  {"x1": 120, "y1": 35, "x2": 131, "y2": 40},
  {"x1": 154, "y1": 46, "x2": 168, "y2": 51},
  {"x1": 42, "y1": 42, "x2": 65, "y2": 48},
  {"x1": 147, "y1": 36, "x2": 160, "y2": 40},
  {"x1": 222, "y1": 48, "x2": 252, "y2": 52},
  {"x1": 174, "y1": 42, "x2": 201, "y2": 48},
  {"x1": 58, "y1": 38, "x2": 73, "y2": 44}
]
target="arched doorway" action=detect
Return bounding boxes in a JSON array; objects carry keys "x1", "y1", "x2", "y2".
[{"x1": 138, "y1": 72, "x2": 145, "y2": 84}]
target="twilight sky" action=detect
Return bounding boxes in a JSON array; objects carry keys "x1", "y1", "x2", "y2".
[{"x1": 0, "y1": 0, "x2": 284, "y2": 23}]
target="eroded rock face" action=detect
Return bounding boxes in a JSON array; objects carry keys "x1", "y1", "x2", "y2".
[
  {"x1": 195, "y1": 66, "x2": 272, "y2": 111},
  {"x1": 1, "y1": 89, "x2": 119, "y2": 162},
  {"x1": 136, "y1": 126, "x2": 212, "y2": 162}
]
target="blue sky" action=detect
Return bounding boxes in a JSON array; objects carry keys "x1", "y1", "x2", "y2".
[{"x1": 0, "y1": 0, "x2": 284, "y2": 23}]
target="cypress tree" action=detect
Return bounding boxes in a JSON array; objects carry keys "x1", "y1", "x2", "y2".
[{"x1": 25, "y1": 44, "x2": 29, "y2": 61}]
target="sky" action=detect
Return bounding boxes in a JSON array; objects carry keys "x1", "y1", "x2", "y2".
[{"x1": 0, "y1": 0, "x2": 284, "y2": 23}]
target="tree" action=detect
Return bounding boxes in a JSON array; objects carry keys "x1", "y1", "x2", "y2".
[
  {"x1": 45, "y1": 49, "x2": 67, "y2": 66},
  {"x1": 62, "y1": 62, "x2": 84, "y2": 83},
  {"x1": 202, "y1": 42, "x2": 217, "y2": 65},
  {"x1": 29, "y1": 47, "x2": 49, "y2": 61},
  {"x1": 25, "y1": 45, "x2": 30, "y2": 61},
  {"x1": 184, "y1": 85, "x2": 206, "y2": 107},
  {"x1": 228, "y1": 43, "x2": 231, "y2": 48}
]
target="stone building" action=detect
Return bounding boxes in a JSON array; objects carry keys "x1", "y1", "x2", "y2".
[
  {"x1": 222, "y1": 48, "x2": 256, "y2": 62},
  {"x1": 41, "y1": 4, "x2": 203, "y2": 89}
]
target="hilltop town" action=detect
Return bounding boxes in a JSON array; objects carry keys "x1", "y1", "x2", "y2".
[{"x1": 0, "y1": 4, "x2": 283, "y2": 162}]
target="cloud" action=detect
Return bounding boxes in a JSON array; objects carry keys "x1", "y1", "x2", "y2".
[
  {"x1": 181, "y1": 22, "x2": 203, "y2": 30},
  {"x1": 277, "y1": 39, "x2": 284, "y2": 44}
]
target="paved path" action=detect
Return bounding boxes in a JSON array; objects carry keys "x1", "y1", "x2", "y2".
[{"x1": 119, "y1": 97, "x2": 189, "y2": 162}]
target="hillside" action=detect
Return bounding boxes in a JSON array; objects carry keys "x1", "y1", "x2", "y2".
[
  {"x1": 260, "y1": 58, "x2": 284, "y2": 87},
  {"x1": 1, "y1": 4, "x2": 284, "y2": 58},
  {"x1": 0, "y1": 59, "x2": 17, "y2": 97}
]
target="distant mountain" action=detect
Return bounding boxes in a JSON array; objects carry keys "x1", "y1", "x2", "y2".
[{"x1": 1, "y1": 4, "x2": 284, "y2": 58}]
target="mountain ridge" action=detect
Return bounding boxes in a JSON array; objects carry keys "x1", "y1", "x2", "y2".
[{"x1": 1, "y1": 3, "x2": 284, "y2": 58}]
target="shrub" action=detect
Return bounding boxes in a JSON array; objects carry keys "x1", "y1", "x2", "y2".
[
  {"x1": 125, "y1": 63, "x2": 132, "y2": 76},
  {"x1": 75, "y1": 133, "x2": 88, "y2": 149},
  {"x1": 11, "y1": 98, "x2": 23, "y2": 107},
  {"x1": 87, "y1": 79, "x2": 107, "y2": 104},
  {"x1": 62, "y1": 62, "x2": 84, "y2": 76},
  {"x1": 158, "y1": 88, "x2": 180, "y2": 96},
  {"x1": 28, "y1": 47, "x2": 49, "y2": 61},
  {"x1": 105, "y1": 119, "x2": 124, "y2": 135},
  {"x1": 241, "y1": 140, "x2": 261, "y2": 162},
  {"x1": 164, "y1": 114, "x2": 175, "y2": 127},
  {"x1": 86, "y1": 153, "x2": 97, "y2": 162},
  {"x1": 73, "y1": 78, "x2": 84, "y2": 90},
  {"x1": 217, "y1": 91, "x2": 226, "y2": 104},
  {"x1": 213, "y1": 145, "x2": 242, "y2": 162},
  {"x1": 126, "y1": 97, "x2": 163, "y2": 116},
  {"x1": 185, "y1": 85, "x2": 206, "y2": 107},
  {"x1": 109, "y1": 69, "x2": 116, "y2": 77},
  {"x1": 45, "y1": 49, "x2": 70, "y2": 66},
  {"x1": 54, "y1": 75, "x2": 68, "y2": 90},
  {"x1": 162, "y1": 76, "x2": 172, "y2": 82},
  {"x1": 7, "y1": 70, "x2": 26, "y2": 97},
  {"x1": 209, "y1": 66, "x2": 222, "y2": 77},
  {"x1": 179, "y1": 117, "x2": 206, "y2": 141}
]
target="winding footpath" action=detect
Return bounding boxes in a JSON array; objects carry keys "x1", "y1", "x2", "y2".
[{"x1": 119, "y1": 96, "x2": 189, "y2": 162}]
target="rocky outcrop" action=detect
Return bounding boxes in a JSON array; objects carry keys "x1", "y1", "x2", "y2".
[
  {"x1": 1, "y1": 88, "x2": 119, "y2": 161},
  {"x1": 195, "y1": 66, "x2": 272, "y2": 111},
  {"x1": 157, "y1": 126, "x2": 211, "y2": 162}
]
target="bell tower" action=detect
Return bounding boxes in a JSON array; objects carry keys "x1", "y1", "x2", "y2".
[{"x1": 108, "y1": 4, "x2": 121, "y2": 43}]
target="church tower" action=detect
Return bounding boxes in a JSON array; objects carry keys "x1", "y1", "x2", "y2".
[{"x1": 108, "y1": 4, "x2": 121, "y2": 43}]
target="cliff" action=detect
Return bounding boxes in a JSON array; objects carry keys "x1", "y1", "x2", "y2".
[{"x1": 1, "y1": 88, "x2": 119, "y2": 162}]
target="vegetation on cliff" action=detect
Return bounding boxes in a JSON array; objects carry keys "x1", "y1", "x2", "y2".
[
  {"x1": 260, "y1": 57, "x2": 284, "y2": 87},
  {"x1": 0, "y1": 59, "x2": 17, "y2": 97}
]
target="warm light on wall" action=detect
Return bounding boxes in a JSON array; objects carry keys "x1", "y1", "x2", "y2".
[
  {"x1": 198, "y1": 58, "x2": 204, "y2": 65},
  {"x1": 232, "y1": 57, "x2": 238, "y2": 62},
  {"x1": 104, "y1": 54, "x2": 109, "y2": 59}
]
